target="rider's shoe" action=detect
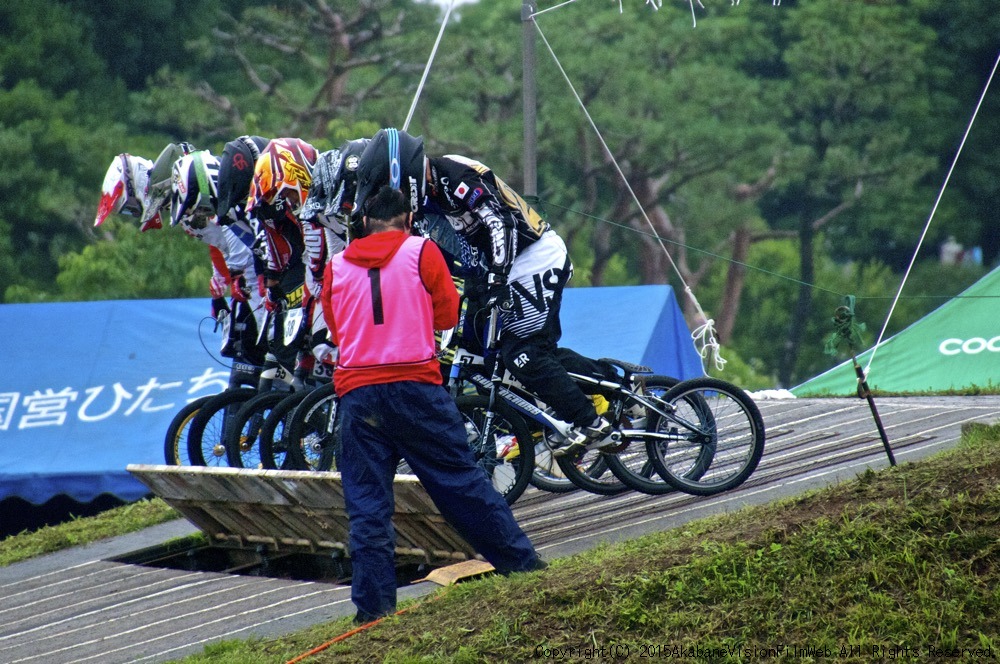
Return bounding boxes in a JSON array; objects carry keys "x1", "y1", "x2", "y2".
[{"x1": 553, "y1": 416, "x2": 614, "y2": 458}]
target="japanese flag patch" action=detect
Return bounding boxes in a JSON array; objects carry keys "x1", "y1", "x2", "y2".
[{"x1": 455, "y1": 182, "x2": 470, "y2": 199}]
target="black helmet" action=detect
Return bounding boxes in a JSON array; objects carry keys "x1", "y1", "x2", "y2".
[
  {"x1": 353, "y1": 128, "x2": 424, "y2": 220},
  {"x1": 216, "y1": 135, "x2": 269, "y2": 221},
  {"x1": 302, "y1": 138, "x2": 372, "y2": 225}
]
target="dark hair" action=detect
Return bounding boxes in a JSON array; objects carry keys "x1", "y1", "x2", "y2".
[{"x1": 364, "y1": 185, "x2": 410, "y2": 227}]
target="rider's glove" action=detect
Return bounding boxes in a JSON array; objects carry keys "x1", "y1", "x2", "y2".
[
  {"x1": 310, "y1": 328, "x2": 337, "y2": 365},
  {"x1": 209, "y1": 272, "x2": 228, "y2": 299},
  {"x1": 264, "y1": 284, "x2": 285, "y2": 313},
  {"x1": 230, "y1": 272, "x2": 249, "y2": 304}
]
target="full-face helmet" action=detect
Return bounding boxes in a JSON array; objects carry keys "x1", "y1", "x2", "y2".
[
  {"x1": 95, "y1": 154, "x2": 155, "y2": 229},
  {"x1": 170, "y1": 150, "x2": 221, "y2": 229},
  {"x1": 216, "y1": 135, "x2": 269, "y2": 221},
  {"x1": 246, "y1": 138, "x2": 318, "y2": 216},
  {"x1": 300, "y1": 138, "x2": 370, "y2": 227},
  {"x1": 353, "y1": 128, "x2": 424, "y2": 219},
  {"x1": 141, "y1": 142, "x2": 196, "y2": 231}
]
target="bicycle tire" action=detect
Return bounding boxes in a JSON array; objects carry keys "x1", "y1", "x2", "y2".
[
  {"x1": 285, "y1": 382, "x2": 339, "y2": 471},
  {"x1": 259, "y1": 389, "x2": 313, "y2": 470},
  {"x1": 554, "y1": 444, "x2": 630, "y2": 496},
  {"x1": 224, "y1": 391, "x2": 289, "y2": 468},
  {"x1": 531, "y1": 429, "x2": 624, "y2": 494},
  {"x1": 186, "y1": 387, "x2": 257, "y2": 466},
  {"x1": 529, "y1": 433, "x2": 578, "y2": 493},
  {"x1": 603, "y1": 375, "x2": 696, "y2": 495},
  {"x1": 163, "y1": 395, "x2": 213, "y2": 465},
  {"x1": 648, "y1": 377, "x2": 765, "y2": 496},
  {"x1": 454, "y1": 394, "x2": 534, "y2": 505}
]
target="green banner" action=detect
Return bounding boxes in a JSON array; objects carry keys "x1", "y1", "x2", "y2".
[{"x1": 793, "y1": 265, "x2": 1000, "y2": 395}]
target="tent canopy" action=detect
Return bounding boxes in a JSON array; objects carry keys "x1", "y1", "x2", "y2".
[
  {"x1": 0, "y1": 285, "x2": 704, "y2": 505},
  {"x1": 794, "y1": 265, "x2": 1000, "y2": 396}
]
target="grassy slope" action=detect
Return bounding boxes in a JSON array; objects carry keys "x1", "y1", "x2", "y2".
[
  {"x1": 171, "y1": 424, "x2": 1000, "y2": 663},
  {"x1": 0, "y1": 498, "x2": 179, "y2": 567}
]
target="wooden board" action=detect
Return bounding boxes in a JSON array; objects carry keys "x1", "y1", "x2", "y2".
[{"x1": 127, "y1": 464, "x2": 479, "y2": 564}]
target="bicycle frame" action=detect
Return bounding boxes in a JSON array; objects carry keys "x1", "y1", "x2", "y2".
[{"x1": 445, "y1": 306, "x2": 701, "y2": 451}]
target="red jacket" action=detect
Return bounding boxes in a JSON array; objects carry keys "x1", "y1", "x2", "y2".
[{"x1": 322, "y1": 231, "x2": 459, "y2": 396}]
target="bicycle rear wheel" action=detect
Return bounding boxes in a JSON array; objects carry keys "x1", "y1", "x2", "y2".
[
  {"x1": 554, "y1": 447, "x2": 629, "y2": 496},
  {"x1": 530, "y1": 434, "x2": 578, "y2": 493},
  {"x1": 648, "y1": 377, "x2": 764, "y2": 496}
]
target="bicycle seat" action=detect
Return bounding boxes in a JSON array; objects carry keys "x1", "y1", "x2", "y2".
[{"x1": 598, "y1": 358, "x2": 653, "y2": 375}]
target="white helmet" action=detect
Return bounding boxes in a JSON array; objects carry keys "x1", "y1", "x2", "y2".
[
  {"x1": 141, "y1": 141, "x2": 196, "y2": 230},
  {"x1": 95, "y1": 154, "x2": 156, "y2": 230}
]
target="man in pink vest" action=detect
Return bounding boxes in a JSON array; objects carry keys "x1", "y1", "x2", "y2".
[{"x1": 322, "y1": 184, "x2": 543, "y2": 624}]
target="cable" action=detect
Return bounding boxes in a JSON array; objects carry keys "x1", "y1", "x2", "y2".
[
  {"x1": 865, "y1": 49, "x2": 1000, "y2": 374},
  {"x1": 197, "y1": 316, "x2": 236, "y2": 370},
  {"x1": 533, "y1": 17, "x2": 725, "y2": 370},
  {"x1": 284, "y1": 590, "x2": 451, "y2": 664},
  {"x1": 402, "y1": 0, "x2": 457, "y2": 132}
]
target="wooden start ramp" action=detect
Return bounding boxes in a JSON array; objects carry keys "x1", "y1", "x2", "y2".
[{"x1": 126, "y1": 464, "x2": 479, "y2": 564}]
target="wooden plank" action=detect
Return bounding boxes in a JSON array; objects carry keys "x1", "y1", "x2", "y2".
[{"x1": 127, "y1": 465, "x2": 478, "y2": 562}]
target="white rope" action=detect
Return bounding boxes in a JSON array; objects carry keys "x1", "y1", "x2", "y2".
[
  {"x1": 530, "y1": 0, "x2": 581, "y2": 20},
  {"x1": 865, "y1": 49, "x2": 1000, "y2": 375},
  {"x1": 402, "y1": 0, "x2": 456, "y2": 132},
  {"x1": 532, "y1": 0, "x2": 666, "y2": 20},
  {"x1": 533, "y1": 18, "x2": 724, "y2": 372}
]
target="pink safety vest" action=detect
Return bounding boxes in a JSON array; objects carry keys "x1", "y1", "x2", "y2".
[{"x1": 329, "y1": 235, "x2": 436, "y2": 372}]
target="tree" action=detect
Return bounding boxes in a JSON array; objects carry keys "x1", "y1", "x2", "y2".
[
  {"x1": 766, "y1": 2, "x2": 939, "y2": 385},
  {"x1": 7, "y1": 221, "x2": 210, "y2": 303},
  {"x1": 141, "y1": 0, "x2": 440, "y2": 144}
]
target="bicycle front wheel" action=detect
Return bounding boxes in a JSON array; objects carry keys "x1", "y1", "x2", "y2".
[
  {"x1": 187, "y1": 388, "x2": 257, "y2": 467},
  {"x1": 259, "y1": 390, "x2": 312, "y2": 470},
  {"x1": 224, "y1": 391, "x2": 288, "y2": 468},
  {"x1": 284, "y1": 382, "x2": 339, "y2": 471},
  {"x1": 648, "y1": 377, "x2": 764, "y2": 496},
  {"x1": 454, "y1": 395, "x2": 534, "y2": 505},
  {"x1": 164, "y1": 395, "x2": 212, "y2": 465},
  {"x1": 603, "y1": 375, "x2": 682, "y2": 495}
]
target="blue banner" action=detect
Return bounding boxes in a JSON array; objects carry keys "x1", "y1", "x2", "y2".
[{"x1": 0, "y1": 286, "x2": 703, "y2": 505}]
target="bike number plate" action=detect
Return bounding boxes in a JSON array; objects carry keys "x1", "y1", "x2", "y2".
[
  {"x1": 284, "y1": 308, "x2": 304, "y2": 345},
  {"x1": 219, "y1": 313, "x2": 232, "y2": 352}
]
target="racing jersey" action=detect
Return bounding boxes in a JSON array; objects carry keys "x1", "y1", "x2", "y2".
[{"x1": 178, "y1": 215, "x2": 257, "y2": 281}]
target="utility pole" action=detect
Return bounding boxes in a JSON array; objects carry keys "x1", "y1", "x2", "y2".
[{"x1": 522, "y1": 1, "x2": 537, "y2": 197}]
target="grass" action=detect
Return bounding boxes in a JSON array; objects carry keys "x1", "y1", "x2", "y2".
[
  {"x1": 4, "y1": 426, "x2": 999, "y2": 662},
  {"x1": 167, "y1": 423, "x2": 1000, "y2": 663},
  {"x1": 0, "y1": 497, "x2": 179, "y2": 567}
]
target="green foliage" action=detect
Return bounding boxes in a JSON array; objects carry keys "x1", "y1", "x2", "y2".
[
  {"x1": 0, "y1": 0, "x2": 998, "y2": 386},
  {"x1": 6, "y1": 221, "x2": 210, "y2": 302},
  {"x1": 708, "y1": 346, "x2": 777, "y2": 392}
]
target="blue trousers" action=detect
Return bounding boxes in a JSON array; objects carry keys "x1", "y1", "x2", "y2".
[{"x1": 338, "y1": 381, "x2": 540, "y2": 621}]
